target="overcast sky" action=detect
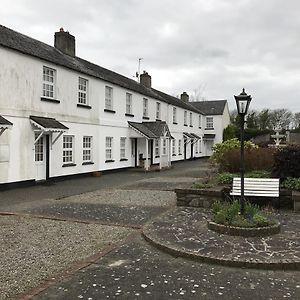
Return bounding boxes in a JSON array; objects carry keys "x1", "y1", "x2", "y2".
[{"x1": 1, "y1": 0, "x2": 300, "y2": 112}]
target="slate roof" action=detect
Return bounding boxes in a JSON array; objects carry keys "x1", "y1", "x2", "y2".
[
  {"x1": 190, "y1": 100, "x2": 227, "y2": 115},
  {"x1": 190, "y1": 133, "x2": 201, "y2": 139},
  {"x1": 30, "y1": 116, "x2": 69, "y2": 130},
  {"x1": 0, "y1": 115, "x2": 13, "y2": 126},
  {"x1": 0, "y1": 24, "x2": 203, "y2": 114},
  {"x1": 183, "y1": 132, "x2": 194, "y2": 139},
  {"x1": 128, "y1": 121, "x2": 172, "y2": 139}
]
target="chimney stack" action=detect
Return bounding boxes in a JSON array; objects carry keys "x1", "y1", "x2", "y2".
[
  {"x1": 54, "y1": 28, "x2": 75, "y2": 57},
  {"x1": 180, "y1": 92, "x2": 189, "y2": 102},
  {"x1": 140, "y1": 71, "x2": 151, "y2": 88}
]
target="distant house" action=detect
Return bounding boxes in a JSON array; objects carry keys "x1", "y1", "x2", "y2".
[
  {"x1": 190, "y1": 100, "x2": 230, "y2": 155},
  {"x1": 0, "y1": 24, "x2": 229, "y2": 187}
]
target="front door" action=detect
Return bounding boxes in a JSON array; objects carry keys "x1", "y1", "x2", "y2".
[
  {"x1": 131, "y1": 138, "x2": 137, "y2": 167},
  {"x1": 34, "y1": 134, "x2": 48, "y2": 181}
]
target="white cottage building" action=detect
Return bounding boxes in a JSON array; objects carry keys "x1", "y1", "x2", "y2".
[{"x1": 0, "y1": 25, "x2": 229, "y2": 187}]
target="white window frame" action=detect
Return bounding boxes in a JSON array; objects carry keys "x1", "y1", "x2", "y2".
[
  {"x1": 78, "y1": 77, "x2": 88, "y2": 105},
  {"x1": 190, "y1": 112, "x2": 193, "y2": 126},
  {"x1": 172, "y1": 139, "x2": 176, "y2": 156},
  {"x1": 105, "y1": 86, "x2": 113, "y2": 110},
  {"x1": 162, "y1": 139, "x2": 167, "y2": 155},
  {"x1": 199, "y1": 138, "x2": 202, "y2": 153},
  {"x1": 173, "y1": 107, "x2": 177, "y2": 123},
  {"x1": 199, "y1": 115, "x2": 202, "y2": 128},
  {"x1": 184, "y1": 111, "x2": 187, "y2": 125},
  {"x1": 206, "y1": 117, "x2": 214, "y2": 129},
  {"x1": 83, "y1": 136, "x2": 92, "y2": 162},
  {"x1": 106, "y1": 137, "x2": 113, "y2": 161},
  {"x1": 43, "y1": 66, "x2": 56, "y2": 99},
  {"x1": 143, "y1": 98, "x2": 148, "y2": 117},
  {"x1": 155, "y1": 139, "x2": 160, "y2": 156},
  {"x1": 195, "y1": 140, "x2": 199, "y2": 153},
  {"x1": 35, "y1": 133, "x2": 43, "y2": 162},
  {"x1": 156, "y1": 102, "x2": 161, "y2": 120},
  {"x1": 126, "y1": 93, "x2": 132, "y2": 114},
  {"x1": 178, "y1": 139, "x2": 182, "y2": 155},
  {"x1": 120, "y1": 137, "x2": 126, "y2": 159},
  {"x1": 63, "y1": 135, "x2": 74, "y2": 164}
]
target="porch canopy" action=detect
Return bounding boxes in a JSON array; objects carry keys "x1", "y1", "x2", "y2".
[
  {"x1": 190, "y1": 133, "x2": 201, "y2": 144},
  {"x1": 30, "y1": 115, "x2": 68, "y2": 146},
  {"x1": 203, "y1": 133, "x2": 215, "y2": 140},
  {"x1": 128, "y1": 121, "x2": 173, "y2": 139},
  {"x1": 0, "y1": 115, "x2": 13, "y2": 136}
]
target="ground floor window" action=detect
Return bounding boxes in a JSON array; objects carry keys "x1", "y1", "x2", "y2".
[
  {"x1": 106, "y1": 137, "x2": 113, "y2": 160},
  {"x1": 35, "y1": 133, "x2": 43, "y2": 162},
  {"x1": 155, "y1": 139, "x2": 160, "y2": 156},
  {"x1": 83, "y1": 136, "x2": 92, "y2": 162},
  {"x1": 178, "y1": 139, "x2": 182, "y2": 155},
  {"x1": 63, "y1": 135, "x2": 74, "y2": 163},
  {"x1": 172, "y1": 139, "x2": 176, "y2": 155},
  {"x1": 199, "y1": 139, "x2": 202, "y2": 153},
  {"x1": 120, "y1": 137, "x2": 126, "y2": 159},
  {"x1": 195, "y1": 140, "x2": 198, "y2": 153},
  {"x1": 162, "y1": 139, "x2": 167, "y2": 155}
]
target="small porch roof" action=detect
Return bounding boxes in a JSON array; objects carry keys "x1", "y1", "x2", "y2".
[
  {"x1": 30, "y1": 115, "x2": 69, "y2": 132},
  {"x1": 190, "y1": 133, "x2": 201, "y2": 140},
  {"x1": 128, "y1": 121, "x2": 173, "y2": 139},
  {"x1": 0, "y1": 115, "x2": 13, "y2": 128},
  {"x1": 203, "y1": 133, "x2": 215, "y2": 140},
  {"x1": 183, "y1": 132, "x2": 193, "y2": 139}
]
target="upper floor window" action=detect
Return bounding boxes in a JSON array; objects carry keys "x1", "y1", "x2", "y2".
[
  {"x1": 120, "y1": 137, "x2": 126, "y2": 159},
  {"x1": 78, "y1": 77, "x2": 88, "y2": 105},
  {"x1": 190, "y1": 112, "x2": 193, "y2": 126},
  {"x1": 184, "y1": 111, "x2": 187, "y2": 125},
  {"x1": 206, "y1": 117, "x2": 214, "y2": 129},
  {"x1": 43, "y1": 66, "x2": 56, "y2": 98},
  {"x1": 83, "y1": 136, "x2": 92, "y2": 162},
  {"x1": 173, "y1": 107, "x2": 177, "y2": 123},
  {"x1": 105, "y1": 86, "x2": 113, "y2": 110},
  {"x1": 143, "y1": 98, "x2": 148, "y2": 117},
  {"x1": 126, "y1": 93, "x2": 132, "y2": 114},
  {"x1": 156, "y1": 102, "x2": 161, "y2": 120},
  {"x1": 199, "y1": 115, "x2": 202, "y2": 128},
  {"x1": 63, "y1": 135, "x2": 74, "y2": 164}
]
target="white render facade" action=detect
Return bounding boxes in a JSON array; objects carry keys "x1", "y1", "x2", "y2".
[{"x1": 0, "y1": 25, "x2": 229, "y2": 186}]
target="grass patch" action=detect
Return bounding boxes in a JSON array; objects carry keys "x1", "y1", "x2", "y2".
[{"x1": 211, "y1": 200, "x2": 275, "y2": 228}]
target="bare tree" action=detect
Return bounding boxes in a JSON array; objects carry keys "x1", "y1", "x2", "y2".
[
  {"x1": 189, "y1": 84, "x2": 207, "y2": 102},
  {"x1": 269, "y1": 109, "x2": 293, "y2": 130},
  {"x1": 293, "y1": 112, "x2": 300, "y2": 129}
]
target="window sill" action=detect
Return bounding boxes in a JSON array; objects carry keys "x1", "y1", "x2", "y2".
[
  {"x1": 120, "y1": 158, "x2": 128, "y2": 161},
  {"x1": 155, "y1": 155, "x2": 160, "y2": 158},
  {"x1": 156, "y1": 119, "x2": 161, "y2": 122},
  {"x1": 142, "y1": 116, "x2": 150, "y2": 120},
  {"x1": 184, "y1": 124, "x2": 188, "y2": 127},
  {"x1": 105, "y1": 159, "x2": 115, "y2": 163},
  {"x1": 62, "y1": 163, "x2": 76, "y2": 167},
  {"x1": 172, "y1": 154, "x2": 176, "y2": 156},
  {"x1": 205, "y1": 128, "x2": 214, "y2": 130},
  {"x1": 77, "y1": 103, "x2": 92, "y2": 109},
  {"x1": 125, "y1": 113, "x2": 134, "y2": 117},
  {"x1": 82, "y1": 161, "x2": 94, "y2": 165},
  {"x1": 199, "y1": 127, "x2": 202, "y2": 129},
  {"x1": 41, "y1": 97, "x2": 60, "y2": 103},
  {"x1": 178, "y1": 153, "x2": 182, "y2": 155},
  {"x1": 173, "y1": 122, "x2": 178, "y2": 125},
  {"x1": 104, "y1": 109, "x2": 116, "y2": 114},
  {"x1": 189, "y1": 125, "x2": 193, "y2": 127}
]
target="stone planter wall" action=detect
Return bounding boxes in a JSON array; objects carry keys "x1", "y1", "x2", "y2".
[
  {"x1": 175, "y1": 187, "x2": 225, "y2": 208},
  {"x1": 293, "y1": 191, "x2": 300, "y2": 212}
]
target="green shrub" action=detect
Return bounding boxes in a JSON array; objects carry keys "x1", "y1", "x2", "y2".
[
  {"x1": 211, "y1": 201, "x2": 274, "y2": 228},
  {"x1": 272, "y1": 145, "x2": 300, "y2": 180},
  {"x1": 246, "y1": 170, "x2": 271, "y2": 178},
  {"x1": 281, "y1": 177, "x2": 300, "y2": 190},
  {"x1": 215, "y1": 172, "x2": 238, "y2": 184},
  {"x1": 223, "y1": 125, "x2": 237, "y2": 141},
  {"x1": 193, "y1": 182, "x2": 213, "y2": 189}
]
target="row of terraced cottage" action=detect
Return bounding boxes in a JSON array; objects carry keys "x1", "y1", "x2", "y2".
[{"x1": 0, "y1": 25, "x2": 230, "y2": 187}]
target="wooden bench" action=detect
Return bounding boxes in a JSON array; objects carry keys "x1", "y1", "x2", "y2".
[{"x1": 230, "y1": 178, "x2": 280, "y2": 198}]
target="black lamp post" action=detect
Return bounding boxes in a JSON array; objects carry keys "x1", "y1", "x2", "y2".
[{"x1": 234, "y1": 88, "x2": 252, "y2": 214}]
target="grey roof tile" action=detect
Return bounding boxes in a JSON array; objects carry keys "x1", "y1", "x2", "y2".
[
  {"x1": 190, "y1": 100, "x2": 227, "y2": 115},
  {"x1": 30, "y1": 116, "x2": 68, "y2": 130},
  {"x1": 128, "y1": 121, "x2": 172, "y2": 139},
  {"x1": 0, "y1": 115, "x2": 13, "y2": 126}
]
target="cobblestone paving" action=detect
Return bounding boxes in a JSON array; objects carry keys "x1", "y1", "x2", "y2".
[
  {"x1": 143, "y1": 207, "x2": 300, "y2": 269},
  {"x1": 33, "y1": 236, "x2": 300, "y2": 300}
]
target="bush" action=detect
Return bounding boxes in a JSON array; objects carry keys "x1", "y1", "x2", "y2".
[
  {"x1": 223, "y1": 125, "x2": 237, "y2": 141},
  {"x1": 219, "y1": 147, "x2": 275, "y2": 172},
  {"x1": 215, "y1": 172, "x2": 238, "y2": 184},
  {"x1": 211, "y1": 200, "x2": 275, "y2": 228},
  {"x1": 272, "y1": 145, "x2": 300, "y2": 180},
  {"x1": 281, "y1": 177, "x2": 300, "y2": 190}
]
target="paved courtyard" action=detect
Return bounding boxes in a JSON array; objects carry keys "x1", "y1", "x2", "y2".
[{"x1": 0, "y1": 159, "x2": 299, "y2": 299}]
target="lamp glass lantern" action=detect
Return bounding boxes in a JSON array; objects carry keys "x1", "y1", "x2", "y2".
[{"x1": 234, "y1": 88, "x2": 251, "y2": 115}]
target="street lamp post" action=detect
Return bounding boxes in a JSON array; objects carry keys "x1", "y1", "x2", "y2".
[{"x1": 234, "y1": 88, "x2": 252, "y2": 215}]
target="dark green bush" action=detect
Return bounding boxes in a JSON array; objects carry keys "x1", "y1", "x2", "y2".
[
  {"x1": 272, "y1": 145, "x2": 300, "y2": 179},
  {"x1": 281, "y1": 177, "x2": 300, "y2": 190}
]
